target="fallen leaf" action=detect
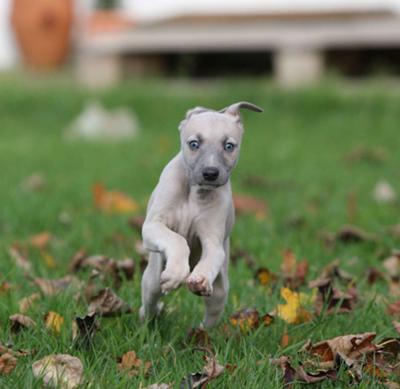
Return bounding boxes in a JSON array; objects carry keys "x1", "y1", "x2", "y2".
[
  {"x1": 344, "y1": 145, "x2": 387, "y2": 165},
  {"x1": 0, "y1": 281, "x2": 12, "y2": 294},
  {"x1": 280, "y1": 250, "x2": 309, "y2": 289},
  {"x1": 0, "y1": 353, "x2": 17, "y2": 375},
  {"x1": 29, "y1": 232, "x2": 52, "y2": 249},
  {"x1": 180, "y1": 350, "x2": 225, "y2": 388},
  {"x1": 271, "y1": 356, "x2": 336, "y2": 387},
  {"x1": 230, "y1": 247, "x2": 256, "y2": 269},
  {"x1": 20, "y1": 172, "x2": 46, "y2": 192},
  {"x1": 32, "y1": 354, "x2": 83, "y2": 389},
  {"x1": 117, "y1": 350, "x2": 151, "y2": 378},
  {"x1": 233, "y1": 193, "x2": 267, "y2": 220},
  {"x1": 229, "y1": 308, "x2": 273, "y2": 332},
  {"x1": 72, "y1": 313, "x2": 98, "y2": 349},
  {"x1": 276, "y1": 288, "x2": 313, "y2": 324},
  {"x1": 186, "y1": 327, "x2": 211, "y2": 348},
  {"x1": 19, "y1": 293, "x2": 41, "y2": 313},
  {"x1": 281, "y1": 331, "x2": 290, "y2": 348},
  {"x1": 255, "y1": 267, "x2": 277, "y2": 286},
  {"x1": 366, "y1": 267, "x2": 385, "y2": 285},
  {"x1": 9, "y1": 245, "x2": 32, "y2": 272},
  {"x1": 387, "y1": 301, "x2": 400, "y2": 316},
  {"x1": 88, "y1": 288, "x2": 132, "y2": 317},
  {"x1": 142, "y1": 384, "x2": 172, "y2": 389},
  {"x1": 373, "y1": 180, "x2": 396, "y2": 203},
  {"x1": 34, "y1": 276, "x2": 78, "y2": 296},
  {"x1": 9, "y1": 314, "x2": 36, "y2": 334},
  {"x1": 44, "y1": 311, "x2": 64, "y2": 334},
  {"x1": 393, "y1": 320, "x2": 400, "y2": 334},
  {"x1": 383, "y1": 252, "x2": 400, "y2": 277},
  {"x1": 335, "y1": 225, "x2": 377, "y2": 244},
  {"x1": 93, "y1": 182, "x2": 138, "y2": 214}
]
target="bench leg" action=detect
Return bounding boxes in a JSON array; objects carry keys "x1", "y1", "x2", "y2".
[
  {"x1": 75, "y1": 53, "x2": 122, "y2": 88},
  {"x1": 274, "y1": 48, "x2": 324, "y2": 88}
]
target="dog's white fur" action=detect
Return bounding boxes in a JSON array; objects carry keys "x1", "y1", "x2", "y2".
[{"x1": 140, "y1": 102, "x2": 262, "y2": 328}]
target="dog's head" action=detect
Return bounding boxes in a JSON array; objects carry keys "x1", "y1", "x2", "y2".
[{"x1": 179, "y1": 102, "x2": 262, "y2": 188}]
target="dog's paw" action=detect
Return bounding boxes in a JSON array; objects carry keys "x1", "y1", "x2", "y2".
[
  {"x1": 186, "y1": 274, "x2": 213, "y2": 297},
  {"x1": 160, "y1": 266, "x2": 190, "y2": 294}
]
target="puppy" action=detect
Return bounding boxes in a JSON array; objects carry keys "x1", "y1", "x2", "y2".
[{"x1": 140, "y1": 102, "x2": 262, "y2": 328}]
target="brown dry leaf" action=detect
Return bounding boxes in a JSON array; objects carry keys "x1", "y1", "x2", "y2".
[
  {"x1": 303, "y1": 332, "x2": 377, "y2": 368},
  {"x1": 19, "y1": 293, "x2": 41, "y2": 313},
  {"x1": 229, "y1": 308, "x2": 273, "y2": 332},
  {"x1": 0, "y1": 353, "x2": 17, "y2": 375},
  {"x1": 281, "y1": 250, "x2": 309, "y2": 289},
  {"x1": 44, "y1": 311, "x2": 64, "y2": 334},
  {"x1": 32, "y1": 354, "x2": 83, "y2": 389},
  {"x1": 366, "y1": 267, "x2": 385, "y2": 285},
  {"x1": 271, "y1": 356, "x2": 336, "y2": 387},
  {"x1": 0, "y1": 281, "x2": 12, "y2": 294},
  {"x1": 180, "y1": 351, "x2": 225, "y2": 388},
  {"x1": 233, "y1": 193, "x2": 267, "y2": 220},
  {"x1": 93, "y1": 182, "x2": 138, "y2": 214},
  {"x1": 255, "y1": 267, "x2": 277, "y2": 286},
  {"x1": 29, "y1": 232, "x2": 52, "y2": 249},
  {"x1": 88, "y1": 288, "x2": 132, "y2": 317},
  {"x1": 186, "y1": 327, "x2": 211, "y2": 348},
  {"x1": 387, "y1": 301, "x2": 400, "y2": 316},
  {"x1": 383, "y1": 252, "x2": 400, "y2": 277},
  {"x1": 9, "y1": 314, "x2": 36, "y2": 334},
  {"x1": 9, "y1": 245, "x2": 32, "y2": 272},
  {"x1": 72, "y1": 313, "x2": 98, "y2": 349},
  {"x1": 335, "y1": 225, "x2": 377, "y2": 244},
  {"x1": 231, "y1": 247, "x2": 256, "y2": 269},
  {"x1": 344, "y1": 145, "x2": 387, "y2": 165},
  {"x1": 393, "y1": 321, "x2": 400, "y2": 334},
  {"x1": 281, "y1": 332, "x2": 290, "y2": 348},
  {"x1": 21, "y1": 172, "x2": 46, "y2": 191},
  {"x1": 70, "y1": 253, "x2": 135, "y2": 289},
  {"x1": 310, "y1": 278, "x2": 357, "y2": 315},
  {"x1": 34, "y1": 276, "x2": 79, "y2": 296},
  {"x1": 117, "y1": 351, "x2": 151, "y2": 378}
]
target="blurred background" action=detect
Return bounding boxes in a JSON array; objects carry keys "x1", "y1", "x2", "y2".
[{"x1": 2, "y1": 0, "x2": 400, "y2": 86}]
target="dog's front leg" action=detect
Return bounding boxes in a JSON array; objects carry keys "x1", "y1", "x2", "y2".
[
  {"x1": 187, "y1": 234, "x2": 225, "y2": 297},
  {"x1": 142, "y1": 221, "x2": 190, "y2": 294}
]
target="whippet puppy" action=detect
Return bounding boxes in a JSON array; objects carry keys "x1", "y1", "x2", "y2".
[{"x1": 140, "y1": 102, "x2": 263, "y2": 328}]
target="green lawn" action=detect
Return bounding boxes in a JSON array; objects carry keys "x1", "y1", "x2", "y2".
[{"x1": 0, "y1": 74, "x2": 400, "y2": 388}]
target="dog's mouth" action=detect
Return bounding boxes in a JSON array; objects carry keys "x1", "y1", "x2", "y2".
[{"x1": 198, "y1": 182, "x2": 222, "y2": 189}]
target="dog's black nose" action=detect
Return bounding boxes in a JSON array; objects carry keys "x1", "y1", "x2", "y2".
[{"x1": 202, "y1": 167, "x2": 219, "y2": 181}]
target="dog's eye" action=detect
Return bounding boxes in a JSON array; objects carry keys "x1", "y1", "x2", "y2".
[
  {"x1": 224, "y1": 142, "x2": 235, "y2": 152},
  {"x1": 188, "y1": 140, "x2": 200, "y2": 150}
]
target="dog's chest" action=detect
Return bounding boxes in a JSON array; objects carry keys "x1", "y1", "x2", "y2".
[{"x1": 167, "y1": 199, "x2": 200, "y2": 243}]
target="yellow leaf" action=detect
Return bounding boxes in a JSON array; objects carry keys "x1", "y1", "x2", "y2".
[
  {"x1": 277, "y1": 288, "x2": 313, "y2": 324},
  {"x1": 44, "y1": 311, "x2": 64, "y2": 334},
  {"x1": 93, "y1": 183, "x2": 138, "y2": 215}
]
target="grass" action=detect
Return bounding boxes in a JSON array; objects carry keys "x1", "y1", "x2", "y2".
[{"x1": 0, "y1": 73, "x2": 400, "y2": 388}]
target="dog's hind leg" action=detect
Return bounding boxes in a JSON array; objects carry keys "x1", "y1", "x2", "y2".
[
  {"x1": 202, "y1": 266, "x2": 229, "y2": 328},
  {"x1": 139, "y1": 252, "x2": 164, "y2": 321},
  {"x1": 202, "y1": 240, "x2": 230, "y2": 328}
]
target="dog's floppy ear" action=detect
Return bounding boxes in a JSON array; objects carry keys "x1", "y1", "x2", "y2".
[
  {"x1": 220, "y1": 101, "x2": 263, "y2": 118},
  {"x1": 179, "y1": 106, "x2": 209, "y2": 131}
]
